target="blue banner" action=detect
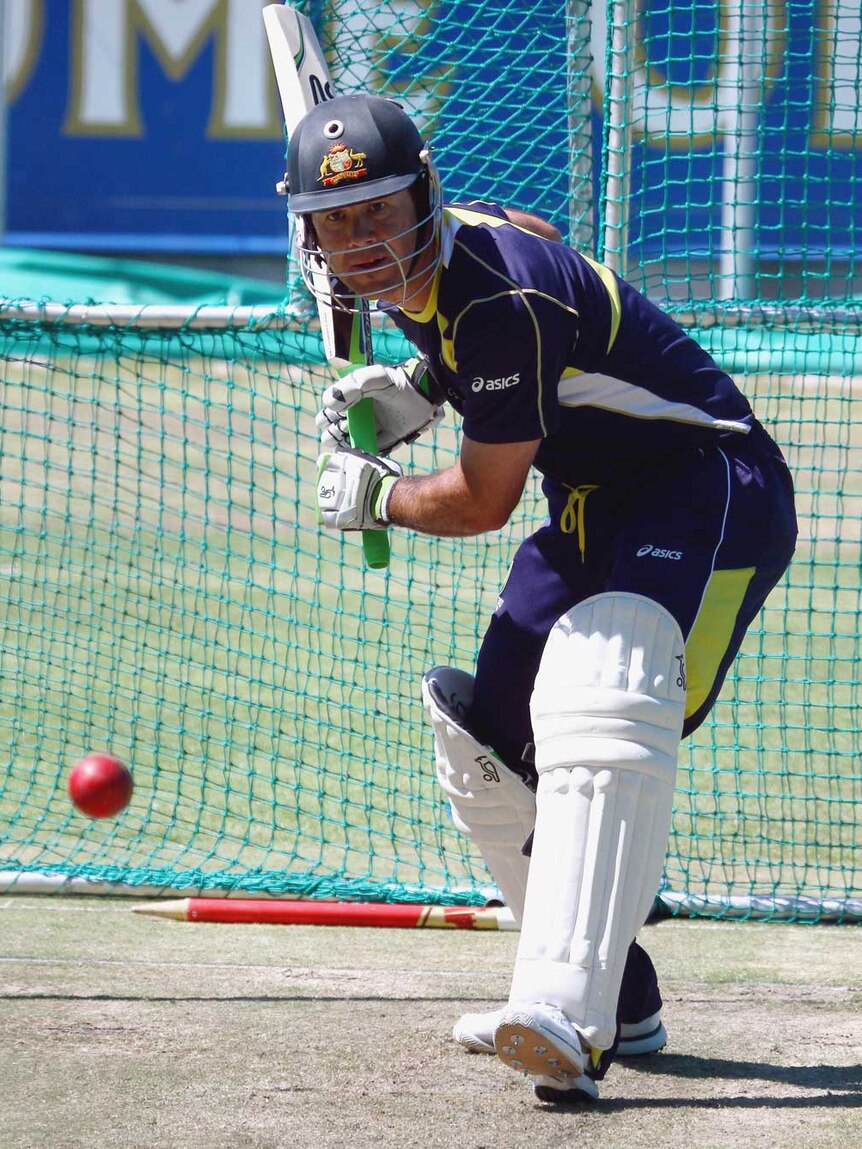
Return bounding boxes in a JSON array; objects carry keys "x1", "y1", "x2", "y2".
[
  {"x1": 6, "y1": 0, "x2": 289, "y2": 252},
  {"x1": 3, "y1": 1, "x2": 857, "y2": 261}
]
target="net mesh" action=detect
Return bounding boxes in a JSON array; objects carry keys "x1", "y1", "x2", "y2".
[{"x1": 0, "y1": 0, "x2": 859, "y2": 920}]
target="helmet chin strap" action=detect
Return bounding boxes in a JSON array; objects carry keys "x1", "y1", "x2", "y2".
[
  {"x1": 397, "y1": 234, "x2": 434, "y2": 305},
  {"x1": 399, "y1": 172, "x2": 434, "y2": 295},
  {"x1": 396, "y1": 158, "x2": 443, "y2": 307},
  {"x1": 383, "y1": 233, "x2": 436, "y2": 308}
]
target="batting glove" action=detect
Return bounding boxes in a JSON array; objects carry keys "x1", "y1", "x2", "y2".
[
  {"x1": 316, "y1": 358, "x2": 444, "y2": 455},
  {"x1": 316, "y1": 448, "x2": 403, "y2": 531}
]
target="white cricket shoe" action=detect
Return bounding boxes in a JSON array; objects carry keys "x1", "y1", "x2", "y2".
[
  {"x1": 494, "y1": 1002, "x2": 594, "y2": 1089},
  {"x1": 454, "y1": 1005, "x2": 667, "y2": 1057},
  {"x1": 452, "y1": 1008, "x2": 503, "y2": 1053},
  {"x1": 615, "y1": 1010, "x2": 667, "y2": 1057}
]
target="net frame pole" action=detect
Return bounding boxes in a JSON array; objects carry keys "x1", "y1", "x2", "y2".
[
  {"x1": 718, "y1": 2, "x2": 761, "y2": 300},
  {"x1": 3, "y1": 869, "x2": 859, "y2": 923},
  {"x1": 601, "y1": 0, "x2": 635, "y2": 276},
  {"x1": 2, "y1": 297, "x2": 856, "y2": 338},
  {"x1": 566, "y1": 0, "x2": 595, "y2": 253},
  {"x1": 0, "y1": 300, "x2": 291, "y2": 328},
  {"x1": 657, "y1": 889, "x2": 862, "y2": 925}
]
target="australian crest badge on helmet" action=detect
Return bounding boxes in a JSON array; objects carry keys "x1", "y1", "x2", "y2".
[{"x1": 319, "y1": 142, "x2": 368, "y2": 188}]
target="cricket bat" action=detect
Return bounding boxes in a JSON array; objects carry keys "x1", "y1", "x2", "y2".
[{"x1": 263, "y1": 3, "x2": 390, "y2": 570}]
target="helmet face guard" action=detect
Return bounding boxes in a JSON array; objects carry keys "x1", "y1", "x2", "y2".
[
  {"x1": 294, "y1": 155, "x2": 442, "y2": 311},
  {"x1": 284, "y1": 94, "x2": 443, "y2": 309}
]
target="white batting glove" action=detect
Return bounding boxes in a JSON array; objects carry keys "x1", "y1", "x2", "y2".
[
  {"x1": 316, "y1": 448, "x2": 403, "y2": 531},
  {"x1": 316, "y1": 358, "x2": 444, "y2": 455}
]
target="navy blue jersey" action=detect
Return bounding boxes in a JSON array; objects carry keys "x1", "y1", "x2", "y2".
[{"x1": 381, "y1": 201, "x2": 756, "y2": 488}]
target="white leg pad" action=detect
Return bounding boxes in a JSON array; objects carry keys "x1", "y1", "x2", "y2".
[
  {"x1": 422, "y1": 666, "x2": 536, "y2": 923},
  {"x1": 509, "y1": 593, "x2": 687, "y2": 1049}
]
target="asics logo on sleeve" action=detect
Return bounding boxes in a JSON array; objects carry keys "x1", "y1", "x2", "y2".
[{"x1": 471, "y1": 373, "x2": 520, "y2": 392}]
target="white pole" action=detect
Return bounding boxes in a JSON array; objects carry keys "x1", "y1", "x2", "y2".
[
  {"x1": 0, "y1": 300, "x2": 294, "y2": 328},
  {"x1": 566, "y1": 0, "x2": 595, "y2": 254},
  {"x1": 719, "y1": 2, "x2": 762, "y2": 300},
  {"x1": 602, "y1": 0, "x2": 635, "y2": 277}
]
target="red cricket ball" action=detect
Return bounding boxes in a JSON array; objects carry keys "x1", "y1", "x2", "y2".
[{"x1": 67, "y1": 752, "x2": 134, "y2": 819}]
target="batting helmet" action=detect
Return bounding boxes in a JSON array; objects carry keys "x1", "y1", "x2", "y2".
[{"x1": 286, "y1": 94, "x2": 428, "y2": 215}]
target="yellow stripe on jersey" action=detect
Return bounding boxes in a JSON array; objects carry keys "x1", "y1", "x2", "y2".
[
  {"x1": 579, "y1": 253, "x2": 621, "y2": 351},
  {"x1": 683, "y1": 567, "x2": 756, "y2": 719},
  {"x1": 445, "y1": 204, "x2": 518, "y2": 232},
  {"x1": 444, "y1": 206, "x2": 621, "y2": 354},
  {"x1": 400, "y1": 265, "x2": 442, "y2": 323},
  {"x1": 440, "y1": 327, "x2": 457, "y2": 373}
]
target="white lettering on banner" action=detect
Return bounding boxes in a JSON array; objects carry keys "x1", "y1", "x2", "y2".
[
  {"x1": 3, "y1": 0, "x2": 42, "y2": 102},
  {"x1": 64, "y1": 0, "x2": 280, "y2": 138},
  {"x1": 9, "y1": 1, "x2": 857, "y2": 147}
]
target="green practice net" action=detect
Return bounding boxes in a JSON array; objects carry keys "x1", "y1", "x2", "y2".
[{"x1": 0, "y1": 1, "x2": 859, "y2": 920}]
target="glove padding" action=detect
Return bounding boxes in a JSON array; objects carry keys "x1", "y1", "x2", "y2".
[
  {"x1": 316, "y1": 448, "x2": 403, "y2": 531},
  {"x1": 316, "y1": 358, "x2": 444, "y2": 455}
]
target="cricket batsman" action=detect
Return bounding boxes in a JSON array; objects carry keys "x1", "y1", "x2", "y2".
[{"x1": 284, "y1": 93, "x2": 797, "y2": 1102}]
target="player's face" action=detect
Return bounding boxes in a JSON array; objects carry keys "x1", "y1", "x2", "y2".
[{"x1": 312, "y1": 189, "x2": 435, "y2": 306}]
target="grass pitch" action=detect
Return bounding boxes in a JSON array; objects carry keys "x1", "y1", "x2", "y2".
[{"x1": 0, "y1": 896, "x2": 860, "y2": 1149}]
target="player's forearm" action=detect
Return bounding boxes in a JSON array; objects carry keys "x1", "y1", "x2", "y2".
[{"x1": 385, "y1": 469, "x2": 510, "y2": 537}]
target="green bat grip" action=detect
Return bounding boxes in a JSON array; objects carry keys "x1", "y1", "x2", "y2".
[{"x1": 347, "y1": 399, "x2": 391, "y2": 570}]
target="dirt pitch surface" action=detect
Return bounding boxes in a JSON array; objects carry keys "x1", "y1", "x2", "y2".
[{"x1": 0, "y1": 897, "x2": 859, "y2": 1149}]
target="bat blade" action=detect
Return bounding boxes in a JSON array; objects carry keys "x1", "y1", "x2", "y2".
[
  {"x1": 263, "y1": 4, "x2": 390, "y2": 569},
  {"x1": 262, "y1": 4, "x2": 334, "y2": 131}
]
